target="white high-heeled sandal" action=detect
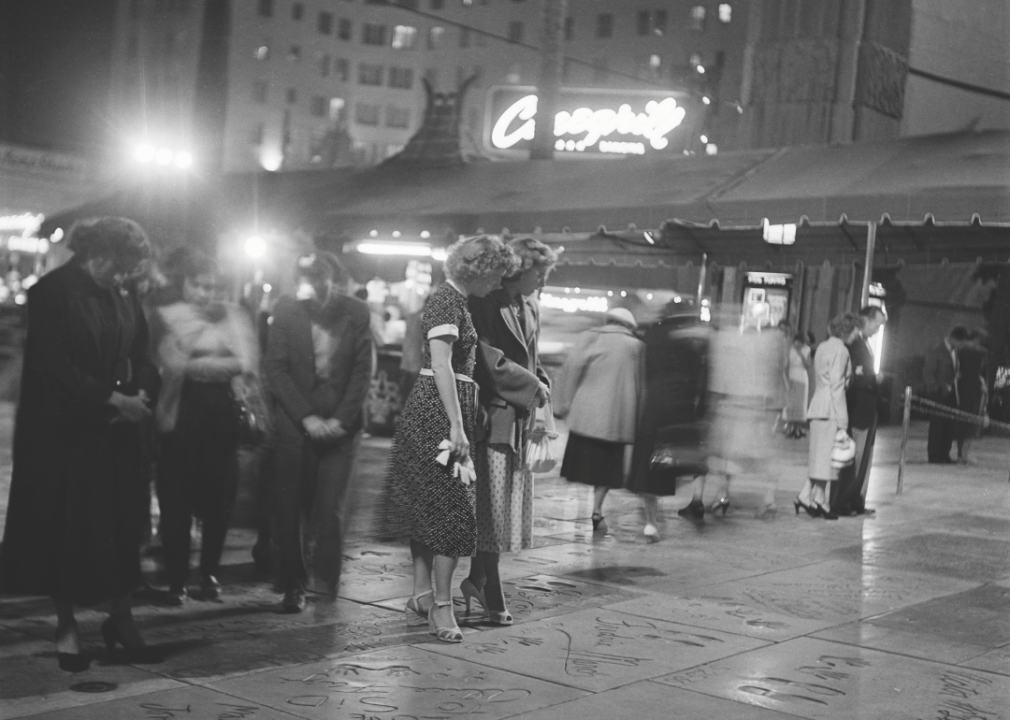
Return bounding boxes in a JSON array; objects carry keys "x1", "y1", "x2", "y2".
[
  {"x1": 405, "y1": 590, "x2": 434, "y2": 627},
  {"x1": 428, "y1": 599, "x2": 463, "y2": 643}
]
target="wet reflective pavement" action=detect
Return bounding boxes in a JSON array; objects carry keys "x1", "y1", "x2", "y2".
[{"x1": 1, "y1": 422, "x2": 1008, "y2": 720}]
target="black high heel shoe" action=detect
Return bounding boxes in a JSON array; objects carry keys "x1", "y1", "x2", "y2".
[
  {"x1": 101, "y1": 618, "x2": 163, "y2": 664},
  {"x1": 812, "y1": 503, "x2": 838, "y2": 520},
  {"x1": 709, "y1": 497, "x2": 729, "y2": 516},
  {"x1": 678, "y1": 500, "x2": 705, "y2": 520},
  {"x1": 55, "y1": 630, "x2": 89, "y2": 672},
  {"x1": 591, "y1": 513, "x2": 608, "y2": 535},
  {"x1": 794, "y1": 498, "x2": 818, "y2": 517}
]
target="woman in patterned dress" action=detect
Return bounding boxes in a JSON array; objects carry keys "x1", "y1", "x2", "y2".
[
  {"x1": 385, "y1": 235, "x2": 516, "y2": 643},
  {"x1": 463, "y1": 237, "x2": 556, "y2": 625}
]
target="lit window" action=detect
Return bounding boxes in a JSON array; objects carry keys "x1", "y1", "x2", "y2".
[
  {"x1": 650, "y1": 54, "x2": 661, "y2": 69},
  {"x1": 355, "y1": 102, "x2": 381, "y2": 126},
  {"x1": 507, "y1": 21, "x2": 523, "y2": 44},
  {"x1": 690, "y1": 52, "x2": 702, "y2": 68},
  {"x1": 311, "y1": 96, "x2": 327, "y2": 117},
  {"x1": 388, "y1": 66, "x2": 414, "y2": 89},
  {"x1": 385, "y1": 106, "x2": 411, "y2": 128},
  {"x1": 691, "y1": 5, "x2": 707, "y2": 31},
  {"x1": 719, "y1": 3, "x2": 732, "y2": 22},
  {"x1": 362, "y1": 23, "x2": 387, "y2": 45},
  {"x1": 318, "y1": 12, "x2": 332, "y2": 35},
  {"x1": 338, "y1": 18, "x2": 352, "y2": 40},
  {"x1": 428, "y1": 26, "x2": 445, "y2": 49},
  {"x1": 391, "y1": 25, "x2": 418, "y2": 49},
  {"x1": 596, "y1": 13, "x2": 613, "y2": 39},
  {"x1": 329, "y1": 98, "x2": 346, "y2": 122},
  {"x1": 358, "y1": 63, "x2": 384, "y2": 85},
  {"x1": 255, "y1": 43, "x2": 270, "y2": 61},
  {"x1": 462, "y1": 0, "x2": 473, "y2": 5}
]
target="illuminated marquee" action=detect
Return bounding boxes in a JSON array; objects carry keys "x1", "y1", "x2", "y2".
[{"x1": 486, "y1": 87, "x2": 690, "y2": 156}]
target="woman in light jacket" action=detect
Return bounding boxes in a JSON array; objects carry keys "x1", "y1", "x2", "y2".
[
  {"x1": 795, "y1": 312, "x2": 858, "y2": 520},
  {"x1": 463, "y1": 237, "x2": 556, "y2": 624},
  {"x1": 555, "y1": 308, "x2": 645, "y2": 536}
]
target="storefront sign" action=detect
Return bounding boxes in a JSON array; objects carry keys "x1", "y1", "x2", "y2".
[
  {"x1": 0, "y1": 143, "x2": 87, "y2": 178},
  {"x1": 485, "y1": 87, "x2": 690, "y2": 157},
  {"x1": 746, "y1": 272, "x2": 792, "y2": 287},
  {"x1": 540, "y1": 291, "x2": 608, "y2": 313},
  {"x1": 0, "y1": 213, "x2": 43, "y2": 234}
]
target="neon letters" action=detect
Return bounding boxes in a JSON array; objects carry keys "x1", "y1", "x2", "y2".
[{"x1": 491, "y1": 95, "x2": 686, "y2": 154}]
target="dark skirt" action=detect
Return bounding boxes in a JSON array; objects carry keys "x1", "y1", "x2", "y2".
[{"x1": 561, "y1": 432, "x2": 626, "y2": 489}]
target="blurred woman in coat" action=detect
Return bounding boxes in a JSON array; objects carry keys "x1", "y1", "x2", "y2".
[
  {"x1": 795, "y1": 312, "x2": 857, "y2": 520},
  {"x1": 463, "y1": 237, "x2": 555, "y2": 624},
  {"x1": 0, "y1": 218, "x2": 162, "y2": 670},
  {"x1": 555, "y1": 308, "x2": 645, "y2": 536}
]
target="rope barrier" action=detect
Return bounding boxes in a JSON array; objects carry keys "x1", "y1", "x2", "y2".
[{"x1": 897, "y1": 387, "x2": 1010, "y2": 496}]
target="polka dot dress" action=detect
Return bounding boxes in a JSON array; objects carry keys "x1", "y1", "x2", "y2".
[
  {"x1": 475, "y1": 443, "x2": 533, "y2": 553},
  {"x1": 384, "y1": 284, "x2": 478, "y2": 558}
]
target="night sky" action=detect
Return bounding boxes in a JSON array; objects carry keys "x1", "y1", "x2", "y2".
[{"x1": 0, "y1": 0, "x2": 118, "y2": 154}]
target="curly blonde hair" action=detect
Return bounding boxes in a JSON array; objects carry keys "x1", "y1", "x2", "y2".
[
  {"x1": 443, "y1": 235, "x2": 518, "y2": 285},
  {"x1": 828, "y1": 312, "x2": 859, "y2": 339},
  {"x1": 504, "y1": 236, "x2": 559, "y2": 281}
]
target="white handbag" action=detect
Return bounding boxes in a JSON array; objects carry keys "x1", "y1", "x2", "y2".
[
  {"x1": 830, "y1": 430, "x2": 856, "y2": 468},
  {"x1": 526, "y1": 403, "x2": 560, "y2": 474}
]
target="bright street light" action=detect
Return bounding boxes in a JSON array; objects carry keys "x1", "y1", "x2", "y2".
[
  {"x1": 244, "y1": 236, "x2": 267, "y2": 259},
  {"x1": 155, "y1": 148, "x2": 174, "y2": 165},
  {"x1": 174, "y1": 151, "x2": 193, "y2": 169},
  {"x1": 135, "y1": 144, "x2": 154, "y2": 163}
]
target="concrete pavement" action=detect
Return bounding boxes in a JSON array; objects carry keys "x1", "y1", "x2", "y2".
[{"x1": 1, "y1": 420, "x2": 1008, "y2": 719}]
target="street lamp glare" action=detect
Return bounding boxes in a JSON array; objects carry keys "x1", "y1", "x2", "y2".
[
  {"x1": 155, "y1": 148, "x2": 173, "y2": 165},
  {"x1": 135, "y1": 144, "x2": 154, "y2": 163},
  {"x1": 244, "y1": 236, "x2": 267, "y2": 259},
  {"x1": 174, "y1": 151, "x2": 193, "y2": 169}
]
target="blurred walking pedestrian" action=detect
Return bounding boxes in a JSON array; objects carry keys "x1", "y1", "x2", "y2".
[
  {"x1": 923, "y1": 326, "x2": 970, "y2": 464},
  {"x1": 628, "y1": 313, "x2": 710, "y2": 529},
  {"x1": 0, "y1": 217, "x2": 162, "y2": 670},
  {"x1": 955, "y1": 328, "x2": 988, "y2": 464},
  {"x1": 265, "y1": 253, "x2": 374, "y2": 613},
  {"x1": 796, "y1": 312, "x2": 858, "y2": 520},
  {"x1": 834, "y1": 306, "x2": 886, "y2": 516},
  {"x1": 463, "y1": 237, "x2": 555, "y2": 624},
  {"x1": 384, "y1": 236, "x2": 515, "y2": 643},
  {"x1": 707, "y1": 320, "x2": 783, "y2": 519},
  {"x1": 152, "y1": 248, "x2": 259, "y2": 604},
  {"x1": 555, "y1": 308, "x2": 645, "y2": 536}
]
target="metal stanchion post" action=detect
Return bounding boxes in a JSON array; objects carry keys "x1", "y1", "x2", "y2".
[{"x1": 897, "y1": 386, "x2": 912, "y2": 495}]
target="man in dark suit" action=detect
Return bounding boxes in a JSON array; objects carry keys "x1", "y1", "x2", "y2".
[
  {"x1": 264, "y1": 253, "x2": 373, "y2": 612},
  {"x1": 923, "y1": 326, "x2": 970, "y2": 464},
  {"x1": 835, "y1": 306, "x2": 886, "y2": 515}
]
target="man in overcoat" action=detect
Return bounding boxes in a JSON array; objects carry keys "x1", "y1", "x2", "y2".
[
  {"x1": 265, "y1": 253, "x2": 373, "y2": 612},
  {"x1": 835, "y1": 306, "x2": 886, "y2": 515},
  {"x1": 923, "y1": 326, "x2": 969, "y2": 464}
]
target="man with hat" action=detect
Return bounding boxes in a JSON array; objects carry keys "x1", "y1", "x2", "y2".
[{"x1": 264, "y1": 253, "x2": 374, "y2": 612}]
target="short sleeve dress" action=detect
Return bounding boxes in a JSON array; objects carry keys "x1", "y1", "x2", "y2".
[{"x1": 384, "y1": 283, "x2": 478, "y2": 558}]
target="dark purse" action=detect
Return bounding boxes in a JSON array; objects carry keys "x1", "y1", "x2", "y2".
[{"x1": 233, "y1": 377, "x2": 270, "y2": 447}]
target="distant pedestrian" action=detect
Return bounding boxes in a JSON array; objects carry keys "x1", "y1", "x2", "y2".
[
  {"x1": 464, "y1": 236, "x2": 555, "y2": 624},
  {"x1": 555, "y1": 308, "x2": 645, "y2": 536},
  {"x1": 955, "y1": 328, "x2": 988, "y2": 464},
  {"x1": 923, "y1": 326, "x2": 970, "y2": 464},
  {"x1": 784, "y1": 331, "x2": 811, "y2": 438},
  {"x1": 834, "y1": 306, "x2": 886, "y2": 516},
  {"x1": 796, "y1": 312, "x2": 858, "y2": 520},
  {"x1": 0, "y1": 217, "x2": 162, "y2": 670},
  {"x1": 383, "y1": 235, "x2": 516, "y2": 644},
  {"x1": 152, "y1": 248, "x2": 259, "y2": 604},
  {"x1": 265, "y1": 253, "x2": 374, "y2": 613}
]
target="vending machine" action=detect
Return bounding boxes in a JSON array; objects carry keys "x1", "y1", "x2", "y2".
[{"x1": 742, "y1": 272, "x2": 793, "y2": 330}]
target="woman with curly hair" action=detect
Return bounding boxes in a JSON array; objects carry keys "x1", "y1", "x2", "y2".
[
  {"x1": 795, "y1": 312, "x2": 858, "y2": 520},
  {"x1": 384, "y1": 235, "x2": 516, "y2": 643},
  {"x1": 462, "y1": 237, "x2": 556, "y2": 625},
  {"x1": 0, "y1": 217, "x2": 162, "y2": 669}
]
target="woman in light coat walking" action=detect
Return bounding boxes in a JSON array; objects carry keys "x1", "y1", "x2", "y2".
[
  {"x1": 795, "y1": 312, "x2": 857, "y2": 520},
  {"x1": 554, "y1": 308, "x2": 645, "y2": 535}
]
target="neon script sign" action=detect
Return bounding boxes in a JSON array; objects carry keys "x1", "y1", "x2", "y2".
[{"x1": 491, "y1": 94, "x2": 687, "y2": 155}]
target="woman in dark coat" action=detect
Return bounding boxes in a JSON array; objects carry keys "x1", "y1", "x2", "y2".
[
  {"x1": 628, "y1": 315, "x2": 710, "y2": 530},
  {"x1": 955, "y1": 329, "x2": 989, "y2": 464},
  {"x1": 0, "y1": 217, "x2": 162, "y2": 670}
]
